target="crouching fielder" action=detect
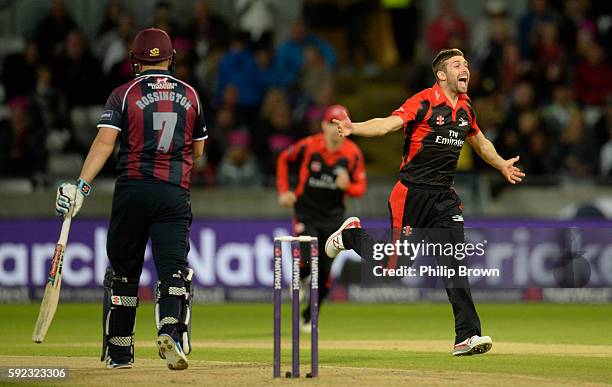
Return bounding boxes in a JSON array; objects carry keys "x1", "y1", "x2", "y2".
[{"x1": 55, "y1": 28, "x2": 207, "y2": 370}]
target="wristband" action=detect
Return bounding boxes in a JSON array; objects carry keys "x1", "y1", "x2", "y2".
[{"x1": 77, "y1": 178, "x2": 93, "y2": 196}]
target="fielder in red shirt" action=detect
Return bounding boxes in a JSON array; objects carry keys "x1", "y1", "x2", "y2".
[
  {"x1": 277, "y1": 104, "x2": 366, "y2": 331},
  {"x1": 325, "y1": 49, "x2": 525, "y2": 356}
]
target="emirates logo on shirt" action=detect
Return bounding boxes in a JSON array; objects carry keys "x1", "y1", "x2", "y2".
[{"x1": 436, "y1": 115, "x2": 444, "y2": 126}]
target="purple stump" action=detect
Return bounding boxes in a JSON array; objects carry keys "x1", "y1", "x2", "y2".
[
  {"x1": 310, "y1": 239, "x2": 319, "y2": 377},
  {"x1": 273, "y1": 239, "x2": 282, "y2": 378},
  {"x1": 291, "y1": 240, "x2": 301, "y2": 378}
]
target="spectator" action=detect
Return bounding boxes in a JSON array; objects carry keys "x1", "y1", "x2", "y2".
[
  {"x1": 0, "y1": 97, "x2": 47, "y2": 177},
  {"x1": 557, "y1": 0, "x2": 597, "y2": 59},
  {"x1": 217, "y1": 33, "x2": 267, "y2": 111},
  {"x1": 253, "y1": 88, "x2": 303, "y2": 178},
  {"x1": 34, "y1": 0, "x2": 77, "y2": 60},
  {"x1": 517, "y1": 0, "x2": 556, "y2": 60},
  {"x1": 522, "y1": 129, "x2": 558, "y2": 175},
  {"x1": 560, "y1": 111, "x2": 597, "y2": 176},
  {"x1": 597, "y1": 99, "x2": 612, "y2": 175},
  {"x1": 97, "y1": 0, "x2": 123, "y2": 37},
  {"x1": 32, "y1": 65, "x2": 70, "y2": 158},
  {"x1": 1, "y1": 42, "x2": 39, "y2": 99},
  {"x1": 471, "y1": 1, "x2": 513, "y2": 54},
  {"x1": 341, "y1": 0, "x2": 379, "y2": 75},
  {"x1": 150, "y1": 1, "x2": 178, "y2": 36},
  {"x1": 189, "y1": 1, "x2": 231, "y2": 101},
  {"x1": 173, "y1": 40, "x2": 203, "y2": 99},
  {"x1": 496, "y1": 81, "x2": 538, "y2": 158},
  {"x1": 381, "y1": 0, "x2": 419, "y2": 64},
  {"x1": 254, "y1": 45, "x2": 279, "y2": 89},
  {"x1": 472, "y1": 2, "x2": 514, "y2": 95},
  {"x1": 574, "y1": 41, "x2": 612, "y2": 107},
  {"x1": 262, "y1": 104, "x2": 299, "y2": 177},
  {"x1": 32, "y1": 65, "x2": 67, "y2": 133},
  {"x1": 501, "y1": 80, "x2": 537, "y2": 129},
  {"x1": 53, "y1": 31, "x2": 105, "y2": 108},
  {"x1": 218, "y1": 130, "x2": 264, "y2": 186},
  {"x1": 274, "y1": 19, "x2": 336, "y2": 88},
  {"x1": 97, "y1": 14, "x2": 135, "y2": 74},
  {"x1": 543, "y1": 84, "x2": 579, "y2": 137},
  {"x1": 208, "y1": 105, "x2": 250, "y2": 169},
  {"x1": 188, "y1": 0, "x2": 230, "y2": 55},
  {"x1": 534, "y1": 22, "x2": 567, "y2": 90},
  {"x1": 53, "y1": 31, "x2": 105, "y2": 150},
  {"x1": 425, "y1": 0, "x2": 468, "y2": 54},
  {"x1": 593, "y1": 95, "x2": 612, "y2": 159},
  {"x1": 499, "y1": 42, "x2": 526, "y2": 93},
  {"x1": 519, "y1": 111, "x2": 540, "y2": 137},
  {"x1": 300, "y1": 45, "x2": 334, "y2": 103}
]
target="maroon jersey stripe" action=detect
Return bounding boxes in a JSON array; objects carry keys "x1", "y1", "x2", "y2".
[
  {"x1": 180, "y1": 84, "x2": 198, "y2": 189},
  {"x1": 126, "y1": 79, "x2": 144, "y2": 179}
]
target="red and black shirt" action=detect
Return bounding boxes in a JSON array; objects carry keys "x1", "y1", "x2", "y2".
[
  {"x1": 97, "y1": 70, "x2": 207, "y2": 190},
  {"x1": 392, "y1": 82, "x2": 480, "y2": 188},
  {"x1": 277, "y1": 133, "x2": 367, "y2": 219}
]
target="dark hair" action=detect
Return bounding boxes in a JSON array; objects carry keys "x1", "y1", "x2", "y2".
[{"x1": 431, "y1": 48, "x2": 464, "y2": 79}]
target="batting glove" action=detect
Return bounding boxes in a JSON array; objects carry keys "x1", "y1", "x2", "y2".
[{"x1": 55, "y1": 178, "x2": 92, "y2": 218}]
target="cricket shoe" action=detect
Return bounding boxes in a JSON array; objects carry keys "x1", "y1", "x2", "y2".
[
  {"x1": 106, "y1": 359, "x2": 133, "y2": 369},
  {"x1": 452, "y1": 335, "x2": 493, "y2": 356},
  {"x1": 325, "y1": 217, "x2": 361, "y2": 258},
  {"x1": 157, "y1": 334, "x2": 189, "y2": 370},
  {"x1": 300, "y1": 317, "x2": 312, "y2": 334}
]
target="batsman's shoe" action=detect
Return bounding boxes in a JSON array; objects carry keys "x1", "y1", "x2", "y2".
[
  {"x1": 106, "y1": 359, "x2": 133, "y2": 369},
  {"x1": 452, "y1": 335, "x2": 493, "y2": 356},
  {"x1": 157, "y1": 334, "x2": 188, "y2": 370},
  {"x1": 325, "y1": 217, "x2": 361, "y2": 258}
]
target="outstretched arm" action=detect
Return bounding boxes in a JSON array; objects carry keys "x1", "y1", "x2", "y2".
[
  {"x1": 467, "y1": 131, "x2": 525, "y2": 184},
  {"x1": 333, "y1": 110, "x2": 404, "y2": 138}
]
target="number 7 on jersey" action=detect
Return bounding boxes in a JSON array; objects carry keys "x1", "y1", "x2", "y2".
[{"x1": 153, "y1": 112, "x2": 177, "y2": 153}]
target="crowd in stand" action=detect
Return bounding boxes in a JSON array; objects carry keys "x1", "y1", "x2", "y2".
[
  {"x1": 412, "y1": 0, "x2": 611, "y2": 181},
  {"x1": 0, "y1": 0, "x2": 610, "y2": 188}
]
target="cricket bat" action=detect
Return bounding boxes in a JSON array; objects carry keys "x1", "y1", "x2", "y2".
[{"x1": 32, "y1": 212, "x2": 73, "y2": 343}]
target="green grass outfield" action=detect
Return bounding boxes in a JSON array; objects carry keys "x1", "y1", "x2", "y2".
[{"x1": 1, "y1": 303, "x2": 611, "y2": 385}]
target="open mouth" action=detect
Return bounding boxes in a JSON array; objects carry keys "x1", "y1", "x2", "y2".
[{"x1": 458, "y1": 76, "x2": 468, "y2": 87}]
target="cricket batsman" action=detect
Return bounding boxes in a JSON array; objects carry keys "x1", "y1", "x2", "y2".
[
  {"x1": 55, "y1": 28, "x2": 207, "y2": 369},
  {"x1": 277, "y1": 104, "x2": 366, "y2": 332},
  {"x1": 325, "y1": 49, "x2": 525, "y2": 355}
]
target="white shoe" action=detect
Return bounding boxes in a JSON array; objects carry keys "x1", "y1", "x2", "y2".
[
  {"x1": 325, "y1": 217, "x2": 361, "y2": 258},
  {"x1": 157, "y1": 334, "x2": 189, "y2": 370},
  {"x1": 452, "y1": 335, "x2": 493, "y2": 356},
  {"x1": 106, "y1": 359, "x2": 133, "y2": 369},
  {"x1": 300, "y1": 318, "x2": 312, "y2": 334}
]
